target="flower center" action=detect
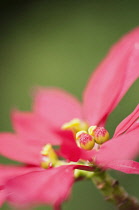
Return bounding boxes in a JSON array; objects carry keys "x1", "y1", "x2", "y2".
[
  {"x1": 40, "y1": 119, "x2": 110, "y2": 169},
  {"x1": 62, "y1": 118, "x2": 110, "y2": 150}
]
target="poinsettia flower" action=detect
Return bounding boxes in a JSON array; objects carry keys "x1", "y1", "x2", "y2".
[{"x1": 0, "y1": 27, "x2": 139, "y2": 209}]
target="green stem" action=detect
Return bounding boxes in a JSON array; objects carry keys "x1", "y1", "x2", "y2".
[
  {"x1": 54, "y1": 205, "x2": 61, "y2": 210},
  {"x1": 92, "y1": 170, "x2": 139, "y2": 210}
]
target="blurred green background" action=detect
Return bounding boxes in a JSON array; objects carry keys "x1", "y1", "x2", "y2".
[{"x1": 0, "y1": 0, "x2": 139, "y2": 209}]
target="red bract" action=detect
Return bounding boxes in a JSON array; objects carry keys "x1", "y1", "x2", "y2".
[{"x1": 0, "y1": 28, "x2": 139, "y2": 209}]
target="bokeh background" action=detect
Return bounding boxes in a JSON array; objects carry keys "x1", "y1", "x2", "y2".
[{"x1": 0, "y1": 0, "x2": 139, "y2": 209}]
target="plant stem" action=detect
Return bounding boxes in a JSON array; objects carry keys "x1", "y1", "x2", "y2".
[
  {"x1": 92, "y1": 170, "x2": 139, "y2": 210},
  {"x1": 54, "y1": 205, "x2": 61, "y2": 210}
]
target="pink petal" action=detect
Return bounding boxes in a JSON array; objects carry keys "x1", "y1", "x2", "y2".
[
  {"x1": 7, "y1": 165, "x2": 76, "y2": 207},
  {"x1": 33, "y1": 88, "x2": 83, "y2": 128},
  {"x1": 59, "y1": 130, "x2": 82, "y2": 162},
  {"x1": 0, "y1": 133, "x2": 41, "y2": 165},
  {"x1": 83, "y1": 28, "x2": 139, "y2": 126},
  {"x1": 0, "y1": 165, "x2": 20, "y2": 184},
  {"x1": 114, "y1": 104, "x2": 139, "y2": 137},
  {"x1": 0, "y1": 165, "x2": 40, "y2": 185},
  {"x1": 0, "y1": 165, "x2": 40, "y2": 207},
  {"x1": 0, "y1": 189, "x2": 5, "y2": 207},
  {"x1": 106, "y1": 160, "x2": 139, "y2": 174},
  {"x1": 95, "y1": 128, "x2": 139, "y2": 166},
  {"x1": 12, "y1": 111, "x2": 61, "y2": 145},
  {"x1": 125, "y1": 119, "x2": 139, "y2": 133}
]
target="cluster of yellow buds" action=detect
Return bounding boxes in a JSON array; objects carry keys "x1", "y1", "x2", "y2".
[
  {"x1": 76, "y1": 125, "x2": 110, "y2": 150},
  {"x1": 62, "y1": 118, "x2": 110, "y2": 150}
]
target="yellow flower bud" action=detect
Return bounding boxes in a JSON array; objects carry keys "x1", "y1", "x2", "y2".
[
  {"x1": 62, "y1": 118, "x2": 88, "y2": 133},
  {"x1": 78, "y1": 133, "x2": 95, "y2": 150},
  {"x1": 41, "y1": 144, "x2": 58, "y2": 169},
  {"x1": 93, "y1": 127, "x2": 110, "y2": 144},
  {"x1": 76, "y1": 130, "x2": 87, "y2": 139},
  {"x1": 88, "y1": 125, "x2": 97, "y2": 136},
  {"x1": 41, "y1": 144, "x2": 58, "y2": 161}
]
